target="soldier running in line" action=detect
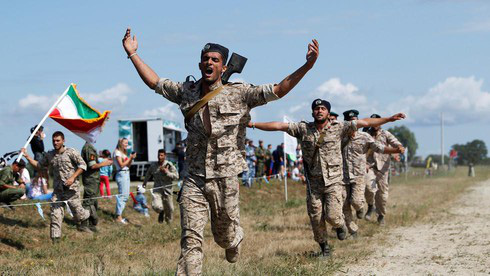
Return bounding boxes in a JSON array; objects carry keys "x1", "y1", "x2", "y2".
[
  {"x1": 364, "y1": 114, "x2": 404, "y2": 225},
  {"x1": 122, "y1": 27, "x2": 319, "y2": 275},
  {"x1": 248, "y1": 99, "x2": 405, "y2": 257},
  {"x1": 341, "y1": 110, "x2": 404, "y2": 237}
]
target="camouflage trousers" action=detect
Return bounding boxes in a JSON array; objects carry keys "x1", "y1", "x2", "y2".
[
  {"x1": 50, "y1": 187, "x2": 90, "y2": 239},
  {"x1": 344, "y1": 176, "x2": 366, "y2": 212},
  {"x1": 151, "y1": 189, "x2": 174, "y2": 222},
  {"x1": 365, "y1": 169, "x2": 389, "y2": 217},
  {"x1": 176, "y1": 174, "x2": 244, "y2": 276},
  {"x1": 307, "y1": 177, "x2": 344, "y2": 244},
  {"x1": 364, "y1": 169, "x2": 377, "y2": 205},
  {"x1": 341, "y1": 184, "x2": 358, "y2": 234}
]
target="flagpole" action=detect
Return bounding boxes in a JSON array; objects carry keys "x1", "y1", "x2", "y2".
[{"x1": 16, "y1": 84, "x2": 72, "y2": 162}]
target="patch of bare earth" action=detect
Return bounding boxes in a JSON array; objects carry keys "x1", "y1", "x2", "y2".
[{"x1": 344, "y1": 179, "x2": 490, "y2": 275}]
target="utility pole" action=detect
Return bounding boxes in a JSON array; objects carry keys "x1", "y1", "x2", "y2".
[{"x1": 441, "y1": 112, "x2": 444, "y2": 166}]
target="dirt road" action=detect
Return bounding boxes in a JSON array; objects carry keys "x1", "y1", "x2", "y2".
[{"x1": 343, "y1": 179, "x2": 490, "y2": 275}]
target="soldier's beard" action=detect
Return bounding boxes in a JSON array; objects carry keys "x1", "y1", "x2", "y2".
[{"x1": 314, "y1": 118, "x2": 327, "y2": 124}]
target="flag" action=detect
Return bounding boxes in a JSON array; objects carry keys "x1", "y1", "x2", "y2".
[
  {"x1": 49, "y1": 84, "x2": 110, "y2": 143},
  {"x1": 283, "y1": 116, "x2": 297, "y2": 162}
]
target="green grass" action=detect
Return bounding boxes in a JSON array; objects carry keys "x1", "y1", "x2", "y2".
[{"x1": 0, "y1": 166, "x2": 489, "y2": 275}]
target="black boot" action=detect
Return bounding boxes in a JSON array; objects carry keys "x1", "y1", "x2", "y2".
[
  {"x1": 319, "y1": 242, "x2": 330, "y2": 257},
  {"x1": 77, "y1": 219, "x2": 93, "y2": 233},
  {"x1": 356, "y1": 207, "x2": 364, "y2": 219},
  {"x1": 365, "y1": 204, "x2": 374, "y2": 220},
  {"x1": 336, "y1": 225, "x2": 348, "y2": 241},
  {"x1": 158, "y1": 212, "x2": 164, "y2": 224},
  {"x1": 377, "y1": 215, "x2": 385, "y2": 226}
]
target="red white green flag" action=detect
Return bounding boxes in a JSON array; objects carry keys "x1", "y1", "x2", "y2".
[{"x1": 49, "y1": 84, "x2": 110, "y2": 143}]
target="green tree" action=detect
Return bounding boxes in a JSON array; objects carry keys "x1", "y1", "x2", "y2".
[
  {"x1": 451, "y1": 139, "x2": 488, "y2": 165},
  {"x1": 387, "y1": 125, "x2": 418, "y2": 162}
]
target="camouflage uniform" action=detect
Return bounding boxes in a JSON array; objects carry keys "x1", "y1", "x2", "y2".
[
  {"x1": 143, "y1": 160, "x2": 179, "y2": 222},
  {"x1": 81, "y1": 142, "x2": 100, "y2": 226},
  {"x1": 365, "y1": 129, "x2": 402, "y2": 217},
  {"x1": 0, "y1": 166, "x2": 25, "y2": 204},
  {"x1": 287, "y1": 120, "x2": 357, "y2": 244},
  {"x1": 255, "y1": 146, "x2": 267, "y2": 178},
  {"x1": 154, "y1": 78, "x2": 278, "y2": 275},
  {"x1": 341, "y1": 131, "x2": 385, "y2": 233},
  {"x1": 37, "y1": 147, "x2": 89, "y2": 239}
]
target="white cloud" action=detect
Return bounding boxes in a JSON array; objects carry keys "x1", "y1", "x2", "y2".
[
  {"x1": 288, "y1": 76, "x2": 490, "y2": 126},
  {"x1": 388, "y1": 76, "x2": 490, "y2": 125},
  {"x1": 143, "y1": 103, "x2": 180, "y2": 121},
  {"x1": 18, "y1": 83, "x2": 132, "y2": 113}
]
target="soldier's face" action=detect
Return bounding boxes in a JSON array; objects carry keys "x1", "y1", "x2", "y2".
[
  {"x1": 52, "y1": 136, "x2": 64, "y2": 150},
  {"x1": 158, "y1": 152, "x2": 166, "y2": 163},
  {"x1": 312, "y1": 106, "x2": 328, "y2": 122},
  {"x1": 199, "y1": 52, "x2": 227, "y2": 84}
]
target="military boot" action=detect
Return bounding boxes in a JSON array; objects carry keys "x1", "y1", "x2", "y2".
[
  {"x1": 377, "y1": 215, "x2": 385, "y2": 226},
  {"x1": 89, "y1": 205, "x2": 98, "y2": 226},
  {"x1": 77, "y1": 219, "x2": 93, "y2": 233},
  {"x1": 158, "y1": 212, "x2": 164, "y2": 224},
  {"x1": 225, "y1": 240, "x2": 241, "y2": 263},
  {"x1": 319, "y1": 242, "x2": 330, "y2": 257},
  {"x1": 336, "y1": 225, "x2": 348, "y2": 241},
  {"x1": 51, "y1": 237, "x2": 61, "y2": 244},
  {"x1": 364, "y1": 204, "x2": 374, "y2": 221},
  {"x1": 356, "y1": 207, "x2": 364, "y2": 219}
]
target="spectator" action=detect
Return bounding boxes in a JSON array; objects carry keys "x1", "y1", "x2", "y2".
[
  {"x1": 272, "y1": 144, "x2": 285, "y2": 179},
  {"x1": 99, "y1": 149, "x2": 113, "y2": 197},
  {"x1": 265, "y1": 144, "x2": 273, "y2": 176},
  {"x1": 0, "y1": 160, "x2": 26, "y2": 207},
  {"x1": 133, "y1": 185, "x2": 149, "y2": 217},
  {"x1": 172, "y1": 142, "x2": 186, "y2": 180},
  {"x1": 243, "y1": 140, "x2": 256, "y2": 187},
  {"x1": 26, "y1": 171, "x2": 53, "y2": 201},
  {"x1": 29, "y1": 125, "x2": 45, "y2": 162},
  {"x1": 292, "y1": 164, "x2": 304, "y2": 182},
  {"x1": 114, "y1": 138, "x2": 136, "y2": 224}
]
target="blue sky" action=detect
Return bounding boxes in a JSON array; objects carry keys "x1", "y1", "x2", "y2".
[{"x1": 1, "y1": 0, "x2": 489, "y2": 158}]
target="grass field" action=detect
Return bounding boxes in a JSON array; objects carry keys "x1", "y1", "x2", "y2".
[{"x1": 1, "y1": 166, "x2": 489, "y2": 275}]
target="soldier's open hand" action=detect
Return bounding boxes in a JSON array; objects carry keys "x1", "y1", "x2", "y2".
[
  {"x1": 122, "y1": 28, "x2": 138, "y2": 56},
  {"x1": 305, "y1": 39, "x2": 319, "y2": 68},
  {"x1": 389, "y1": 113, "x2": 406, "y2": 122}
]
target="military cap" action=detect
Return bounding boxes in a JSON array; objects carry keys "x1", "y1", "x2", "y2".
[
  {"x1": 330, "y1": 111, "x2": 339, "y2": 118},
  {"x1": 30, "y1": 125, "x2": 44, "y2": 133},
  {"x1": 311, "y1": 99, "x2": 331, "y2": 112},
  {"x1": 343, "y1": 109, "x2": 359, "y2": 121},
  {"x1": 370, "y1": 114, "x2": 381, "y2": 118},
  {"x1": 201, "y1": 43, "x2": 229, "y2": 64}
]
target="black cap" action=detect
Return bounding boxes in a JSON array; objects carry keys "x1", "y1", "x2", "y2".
[
  {"x1": 330, "y1": 111, "x2": 339, "y2": 118},
  {"x1": 30, "y1": 125, "x2": 44, "y2": 133},
  {"x1": 343, "y1": 109, "x2": 360, "y2": 121},
  {"x1": 311, "y1": 99, "x2": 331, "y2": 112},
  {"x1": 201, "y1": 43, "x2": 229, "y2": 64},
  {"x1": 370, "y1": 114, "x2": 381, "y2": 118}
]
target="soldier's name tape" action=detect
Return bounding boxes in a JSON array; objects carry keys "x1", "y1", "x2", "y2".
[{"x1": 0, "y1": 173, "x2": 282, "y2": 209}]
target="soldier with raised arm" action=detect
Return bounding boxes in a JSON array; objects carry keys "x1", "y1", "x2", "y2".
[
  {"x1": 340, "y1": 110, "x2": 404, "y2": 237},
  {"x1": 122, "y1": 28, "x2": 319, "y2": 275},
  {"x1": 364, "y1": 114, "x2": 404, "y2": 225},
  {"x1": 248, "y1": 99, "x2": 405, "y2": 257}
]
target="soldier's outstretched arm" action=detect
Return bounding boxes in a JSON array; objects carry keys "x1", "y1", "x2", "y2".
[
  {"x1": 356, "y1": 113, "x2": 406, "y2": 129},
  {"x1": 123, "y1": 28, "x2": 160, "y2": 89},
  {"x1": 273, "y1": 39, "x2": 319, "y2": 98},
  {"x1": 248, "y1": 121, "x2": 289, "y2": 132}
]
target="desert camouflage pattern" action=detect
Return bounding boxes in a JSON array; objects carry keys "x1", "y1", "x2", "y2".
[
  {"x1": 341, "y1": 183, "x2": 359, "y2": 234},
  {"x1": 307, "y1": 177, "x2": 344, "y2": 243},
  {"x1": 38, "y1": 147, "x2": 87, "y2": 193},
  {"x1": 50, "y1": 189, "x2": 90, "y2": 238},
  {"x1": 287, "y1": 120, "x2": 357, "y2": 186},
  {"x1": 367, "y1": 129, "x2": 402, "y2": 174},
  {"x1": 342, "y1": 131, "x2": 385, "y2": 179},
  {"x1": 155, "y1": 78, "x2": 278, "y2": 179},
  {"x1": 176, "y1": 174, "x2": 243, "y2": 275}
]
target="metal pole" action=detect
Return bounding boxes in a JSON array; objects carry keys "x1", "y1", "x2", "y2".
[
  {"x1": 16, "y1": 84, "x2": 71, "y2": 162},
  {"x1": 284, "y1": 150, "x2": 288, "y2": 202},
  {"x1": 441, "y1": 112, "x2": 444, "y2": 166}
]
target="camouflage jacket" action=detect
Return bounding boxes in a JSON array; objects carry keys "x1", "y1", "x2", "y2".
[
  {"x1": 342, "y1": 131, "x2": 385, "y2": 180},
  {"x1": 143, "y1": 160, "x2": 179, "y2": 195},
  {"x1": 255, "y1": 146, "x2": 267, "y2": 164},
  {"x1": 81, "y1": 142, "x2": 100, "y2": 185},
  {"x1": 0, "y1": 166, "x2": 22, "y2": 191},
  {"x1": 288, "y1": 120, "x2": 357, "y2": 186},
  {"x1": 38, "y1": 147, "x2": 87, "y2": 192},
  {"x1": 155, "y1": 78, "x2": 278, "y2": 179},
  {"x1": 367, "y1": 129, "x2": 402, "y2": 173}
]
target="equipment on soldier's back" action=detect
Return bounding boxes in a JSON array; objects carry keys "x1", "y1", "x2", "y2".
[
  {"x1": 0, "y1": 151, "x2": 20, "y2": 169},
  {"x1": 221, "y1": 53, "x2": 247, "y2": 83}
]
